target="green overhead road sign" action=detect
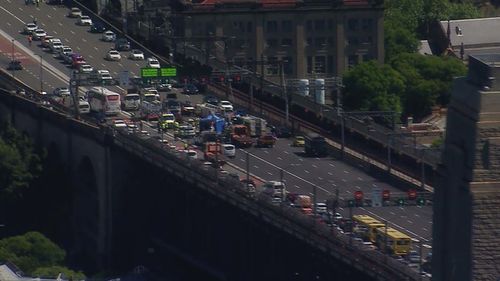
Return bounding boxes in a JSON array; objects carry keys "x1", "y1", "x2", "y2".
[
  {"x1": 141, "y1": 68, "x2": 159, "y2": 78},
  {"x1": 160, "y1": 67, "x2": 177, "y2": 77}
]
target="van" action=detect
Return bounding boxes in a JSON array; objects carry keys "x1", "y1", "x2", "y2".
[
  {"x1": 222, "y1": 144, "x2": 235, "y2": 158},
  {"x1": 123, "y1": 93, "x2": 140, "y2": 111},
  {"x1": 79, "y1": 100, "x2": 90, "y2": 114}
]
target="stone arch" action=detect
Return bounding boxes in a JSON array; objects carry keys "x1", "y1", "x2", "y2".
[{"x1": 71, "y1": 155, "x2": 100, "y2": 272}]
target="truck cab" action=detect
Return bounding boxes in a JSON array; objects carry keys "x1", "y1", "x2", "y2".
[{"x1": 231, "y1": 125, "x2": 253, "y2": 148}]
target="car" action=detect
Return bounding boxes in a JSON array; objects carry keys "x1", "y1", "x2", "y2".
[
  {"x1": 53, "y1": 87, "x2": 70, "y2": 96},
  {"x1": 90, "y1": 22, "x2": 106, "y2": 33},
  {"x1": 49, "y1": 40, "x2": 63, "y2": 53},
  {"x1": 115, "y1": 38, "x2": 130, "y2": 51},
  {"x1": 219, "y1": 100, "x2": 233, "y2": 112},
  {"x1": 292, "y1": 135, "x2": 305, "y2": 147},
  {"x1": 407, "y1": 250, "x2": 421, "y2": 264},
  {"x1": 204, "y1": 95, "x2": 219, "y2": 106},
  {"x1": 128, "y1": 49, "x2": 144, "y2": 60},
  {"x1": 79, "y1": 64, "x2": 93, "y2": 73},
  {"x1": 183, "y1": 150, "x2": 198, "y2": 160},
  {"x1": 23, "y1": 23, "x2": 38, "y2": 34},
  {"x1": 41, "y1": 35, "x2": 54, "y2": 48},
  {"x1": 222, "y1": 144, "x2": 236, "y2": 158},
  {"x1": 273, "y1": 126, "x2": 292, "y2": 138},
  {"x1": 240, "y1": 179, "x2": 256, "y2": 194},
  {"x1": 333, "y1": 212, "x2": 343, "y2": 221},
  {"x1": 113, "y1": 119, "x2": 127, "y2": 128},
  {"x1": 77, "y1": 15, "x2": 93, "y2": 26},
  {"x1": 147, "y1": 57, "x2": 160, "y2": 68},
  {"x1": 181, "y1": 101, "x2": 195, "y2": 115},
  {"x1": 106, "y1": 50, "x2": 121, "y2": 61},
  {"x1": 68, "y1": 7, "x2": 82, "y2": 18},
  {"x1": 257, "y1": 135, "x2": 277, "y2": 148},
  {"x1": 101, "y1": 30, "x2": 116, "y2": 42},
  {"x1": 271, "y1": 196, "x2": 282, "y2": 206},
  {"x1": 315, "y1": 203, "x2": 327, "y2": 214},
  {"x1": 182, "y1": 83, "x2": 199, "y2": 95},
  {"x1": 32, "y1": 29, "x2": 47, "y2": 40},
  {"x1": 7, "y1": 60, "x2": 23, "y2": 70},
  {"x1": 58, "y1": 46, "x2": 72, "y2": 59}
]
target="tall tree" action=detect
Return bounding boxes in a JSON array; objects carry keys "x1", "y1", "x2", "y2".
[{"x1": 342, "y1": 61, "x2": 405, "y2": 114}]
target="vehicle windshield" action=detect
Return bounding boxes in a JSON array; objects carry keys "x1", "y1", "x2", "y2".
[
  {"x1": 143, "y1": 95, "x2": 156, "y2": 102},
  {"x1": 163, "y1": 115, "x2": 175, "y2": 121},
  {"x1": 125, "y1": 95, "x2": 140, "y2": 101}
]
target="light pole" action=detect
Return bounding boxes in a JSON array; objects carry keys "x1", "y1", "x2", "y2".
[
  {"x1": 37, "y1": 54, "x2": 43, "y2": 94},
  {"x1": 10, "y1": 39, "x2": 15, "y2": 78}
]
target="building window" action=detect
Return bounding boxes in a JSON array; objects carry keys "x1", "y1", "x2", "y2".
[
  {"x1": 348, "y1": 54, "x2": 358, "y2": 67},
  {"x1": 314, "y1": 56, "x2": 326, "y2": 73},
  {"x1": 283, "y1": 56, "x2": 293, "y2": 75},
  {"x1": 281, "y1": 38, "x2": 293, "y2": 47},
  {"x1": 361, "y1": 19, "x2": 373, "y2": 31},
  {"x1": 315, "y1": 37, "x2": 327, "y2": 48},
  {"x1": 247, "y1": 22, "x2": 253, "y2": 32},
  {"x1": 266, "y1": 39, "x2": 278, "y2": 48},
  {"x1": 327, "y1": 55, "x2": 334, "y2": 73},
  {"x1": 362, "y1": 54, "x2": 372, "y2": 61},
  {"x1": 267, "y1": 56, "x2": 279, "y2": 75},
  {"x1": 307, "y1": 56, "x2": 313, "y2": 74},
  {"x1": 327, "y1": 19, "x2": 334, "y2": 30},
  {"x1": 282, "y1": 20, "x2": 292, "y2": 32},
  {"x1": 327, "y1": 37, "x2": 334, "y2": 45},
  {"x1": 306, "y1": 37, "x2": 313, "y2": 46},
  {"x1": 315, "y1": 20, "x2": 325, "y2": 31},
  {"x1": 267, "y1": 21, "x2": 278, "y2": 32},
  {"x1": 347, "y1": 19, "x2": 358, "y2": 31},
  {"x1": 306, "y1": 20, "x2": 313, "y2": 31}
]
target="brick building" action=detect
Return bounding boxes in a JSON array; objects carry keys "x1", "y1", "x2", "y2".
[{"x1": 176, "y1": 0, "x2": 384, "y2": 80}]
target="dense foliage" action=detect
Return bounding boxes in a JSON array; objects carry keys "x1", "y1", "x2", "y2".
[
  {"x1": 0, "y1": 122, "x2": 42, "y2": 201},
  {"x1": 0, "y1": 232, "x2": 85, "y2": 279}
]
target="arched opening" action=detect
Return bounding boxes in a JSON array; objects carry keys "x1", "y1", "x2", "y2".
[{"x1": 71, "y1": 156, "x2": 99, "y2": 272}]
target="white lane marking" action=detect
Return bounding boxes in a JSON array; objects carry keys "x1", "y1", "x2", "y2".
[
  {"x1": 390, "y1": 212, "x2": 395, "y2": 215},
  {"x1": 239, "y1": 158, "x2": 245, "y2": 162},
  {"x1": 328, "y1": 172, "x2": 333, "y2": 176},
  {"x1": 407, "y1": 220, "x2": 413, "y2": 224},
  {"x1": 94, "y1": 47, "x2": 98, "y2": 51},
  {"x1": 277, "y1": 157, "x2": 282, "y2": 160},
  {"x1": 101, "y1": 63, "x2": 106, "y2": 67},
  {"x1": 88, "y1": 55, "x2": 93, "y2": 59},
  {"x1": 315, "y1": 157, "x2": 320, "y2": 160},
  {"x1": 263, "y1": 150, "x2": 269, "y2": 154},
  {"x1": 414, "y1": 214, "x2": 420, "y2": 218},
  {"x1": 76, "y1": 46, "x2": 81, "y2": 50},
  {"x1": 342, "y1": 179, "x2": 347, "y2": 182},
  {"x1": 304, "y1": 170, "x2": 310, "y2": 174},
  {"x1": 64, "y1": 38, "x2": 69, "y2": 43},
  {"x1": 422, "y1": 228, "x2": 428, "y2": 232},
  {"x1": 308, "y1": 192, "x2": 313, "y2": 196},
  {"x1": 359, "y1": 207, "x2": 430, "y2": 242},
  {"x1": 343, "y1": 170, "x2": 349, "y2": 174},
  {"x1": 358, "y1": 177, "x2": 363, "y2": 181},
  {"x1": 58, "y1": 22, "x2": 63, "y2": 26},
  {"x1": 82, "y1": 38, "x2": 87, "y2": 42},
  {"x1": 284, "y1": 151, "x2": 289, "y2": 154},
  {"x1": 294, "y1": 185, "x2": 300, "y2": 189},
  {"x1": 331, "y1": 183, "x2": 337, "y2": 187},
  {"x1": 53, "y1": 31, "x2": 58, "y2": 34},
  {"x1": 6, "y1": 22, "x2": 11, "y2": 26},
  {"x1": 253, "y1": 165, "x2": 259, "y2": 169},
  {"x1": 70, "y1": 30, "x2": 75, "y2": 34},
  {"x1": 345, "y1": 190, "x2": 351, "y2": 194},
  {"x1": 267, "y1": 172, "x2": 273, "y2": 176},
  {"x1": 242, "y1": 150, "x2": 331, "y2": 195},
  {"x1": 298, "y1": 158, "x2": 303, "y2": 161},
  {"x1": 329, "y1": 163, "x2": 335, "y2": 167},
  {"x1": 312, "y1": 164, "x2": 317, "y2": 168},
  {"x1": 47, "y1": 14, "x2": 52, "y2": 18},
  {"x1": 318, "y1": 177, "x2": 323, "y2": 180}
]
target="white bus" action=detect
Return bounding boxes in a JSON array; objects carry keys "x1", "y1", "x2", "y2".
[
  {"x1": 87, "y1": 87, "x2": 121, "y2": 115},
  {"x1": 123, "y1": 93, "x2": 140, "y2": 111}
]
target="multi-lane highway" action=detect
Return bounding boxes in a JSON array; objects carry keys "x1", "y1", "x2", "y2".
[{"x1": 0, "y1": 0, "x2": 433, "y2": 250}]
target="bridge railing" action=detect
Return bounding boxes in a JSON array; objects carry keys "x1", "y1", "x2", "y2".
[{"x1": 109, "y1": 125, "x2": 427, "y2": 281}]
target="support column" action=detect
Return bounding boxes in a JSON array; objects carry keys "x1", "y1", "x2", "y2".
[
  {"x1": 335, "y1": 13, "x2": 345, "y2": 77},
  {"x1": 255, "y1": 15, "x2": 264, "y2": 75},
  {"x1": 295, "y1": 17, "x2": 306, "y2": 78}
]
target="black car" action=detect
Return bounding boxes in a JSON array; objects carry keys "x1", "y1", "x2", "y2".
[
  {"x1": 203, "y1": 95, "x2": 219, "y2": 106},
  {"x1": 90, "y1": 22, "x2": 106, "y2": 33},
  {"x1": 271, "y1": 125, "x2": 292, "y2": 138},
  {"x1": 115, "y1": 38, "x2": 131, "y2": 51},
  {"x1": 183, "y1": 84, "x2": 199, "y2": 95},
  {"x1": 7, "y1": 60, "x2": 23, "y2": 70}
]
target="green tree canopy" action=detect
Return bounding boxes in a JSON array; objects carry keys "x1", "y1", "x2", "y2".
[
  {"x1": 33, "y1": 266, "x2": 86, "y2": 280},
  {"x1": 0, "y1": 232, "x2": 65, "y2": 274},
  {"x1": 342, "y1": 61, "x2": 405, "y2": 114},
  {"x1": 0, "y1": 122, "x2": 41, "y2": 200}
]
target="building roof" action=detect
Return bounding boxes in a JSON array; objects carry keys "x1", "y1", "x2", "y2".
[
  {"x1": 0, "y1": 264, "x2": 66, "y2": 281},
  {"x1": 439, "y1": 17, "x2": 500, "y2": 48}
]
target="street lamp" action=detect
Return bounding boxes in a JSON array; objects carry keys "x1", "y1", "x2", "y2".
[{"x1": 36, "y1": 54, "x2": 43, "y2": 94}]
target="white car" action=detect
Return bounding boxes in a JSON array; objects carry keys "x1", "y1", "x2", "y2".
[
  {"x1": 79, "y1": 64, "x2": 93, "y2": 73},
  {"x1": 222, "y1": 144, "x2": 236, "y2": 158},
  {"x1": 183, "y1": 150, "x2": 198, "y2": 160},
  {"x1": 106, "y1": 50, "x2": 121, "y2": 61},
  {"x1": 113, "y1": 119, "x2": 127, "y2": 128},
  {"x1": 77, "y1": 15, "x2": 92, "y2": 26},
  {"x1": 24, "y1": 23, "x2": 38, "y2": 34},
  {"x1": 32, "y1": 29, "x2": 47, "y2": 40},
  {"x1": 68, "y1": 7, "x2": 82, "y2": 18},
  {"x1": 53, "y1": 87, "x2": 70, "y2": 96},
  {"x1": 129, "y1": 49, "x2": 144, "y2": 60},
  {"x1": 58, "y1": 46, "x2": 72, "y2": 58},
  {"x1": 219, "y1": 100, "x2": 233, "y2": 112},
  {"x1": 101, "y1": 30, "x2": 116, "y2": 42},
  {"x1": 49, "y1": 40, "x2": 63, "y2": 53},
  {"x1": 147, "y1": 57, "x2": 160, "y2": 68},
  {"x1": 315, "y1": 203, "x2": 327, "y2": 214}
]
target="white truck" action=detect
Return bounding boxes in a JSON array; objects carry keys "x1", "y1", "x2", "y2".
[{"x1": 140, "y1": 93, "x2": 162, "y2": 120}]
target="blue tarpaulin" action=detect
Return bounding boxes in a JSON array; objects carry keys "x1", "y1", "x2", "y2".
[{"x1": 199, "y1": 114, "x2": 225, "y2": 134}]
